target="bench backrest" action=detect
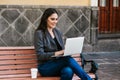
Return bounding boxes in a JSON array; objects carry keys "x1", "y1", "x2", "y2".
[
  {"x1": 0, "y1": 47, "x2": 81, "y2": 79},
  {"x1": 0, "y1": 47, "x2": 37, "y2": 79}
]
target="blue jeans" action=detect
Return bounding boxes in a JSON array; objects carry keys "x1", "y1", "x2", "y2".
[{"x1": 38, "y1": 56, "x2": 92, "y2": 80}]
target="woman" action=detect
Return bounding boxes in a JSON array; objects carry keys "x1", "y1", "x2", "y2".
[{"x1": 34, "y1": 8, "x2": 92, "y2": 80}]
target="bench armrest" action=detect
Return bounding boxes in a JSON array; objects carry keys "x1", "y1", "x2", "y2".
[{"x1": 80, "y1": 54, "x2": 98, "y2": 74}]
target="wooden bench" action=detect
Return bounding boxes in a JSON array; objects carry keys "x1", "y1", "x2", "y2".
[{"x1": 0, "y1": 47, "x2": 98, "y2": 80}]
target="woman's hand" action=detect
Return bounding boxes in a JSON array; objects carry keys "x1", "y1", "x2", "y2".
[{"x1": 55, "y1": 50, "x2": 64, "y2": 56}]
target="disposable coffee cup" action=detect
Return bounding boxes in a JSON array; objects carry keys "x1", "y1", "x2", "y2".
[{"x1": 30, "y1": 68, "x2": 38, "y2": 78}]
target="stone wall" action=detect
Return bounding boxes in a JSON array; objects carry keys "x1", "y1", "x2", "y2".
[{"x1": 0, "y1": 5, "x2": 120, "y2": 52}]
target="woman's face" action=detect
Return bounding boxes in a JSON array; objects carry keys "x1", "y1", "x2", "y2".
[{"x1": 47, "y1": 13, "x2": 58, "y2": 29}]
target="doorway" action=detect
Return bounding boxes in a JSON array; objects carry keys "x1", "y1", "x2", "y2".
[{"x1": 98, "y1": 0, "x2": 120, "y2": 34}]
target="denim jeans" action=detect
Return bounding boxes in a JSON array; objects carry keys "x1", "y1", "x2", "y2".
[{"x1": 38, "y1": 56, "x2": 92, "y2": 80}]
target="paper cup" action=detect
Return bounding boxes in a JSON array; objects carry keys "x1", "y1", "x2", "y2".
[{"x1": 30, "y1": 68, "x2": 38, "y2": 78}]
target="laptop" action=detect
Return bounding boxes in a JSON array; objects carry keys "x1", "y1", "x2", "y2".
[{"x1": 52, "y1": 37, "x2": 84, "y2": 57}]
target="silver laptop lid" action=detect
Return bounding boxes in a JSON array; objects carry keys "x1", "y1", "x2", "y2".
[{"x1": 64, "y1": 37, "x2": 84, "y2": 56}]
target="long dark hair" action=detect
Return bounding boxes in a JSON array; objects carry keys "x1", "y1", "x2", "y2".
[{"x1": 36, "y1": 8, "x2": 58, "y2": 31}]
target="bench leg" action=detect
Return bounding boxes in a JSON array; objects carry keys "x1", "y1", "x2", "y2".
[{"x1": 94, "y1": 73, "x2": 98, "y2": 80}]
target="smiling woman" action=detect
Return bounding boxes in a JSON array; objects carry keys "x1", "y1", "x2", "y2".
[
  {"x1": 0, "y1": 0, "x2": 90, "y2": 6},
  {"x1": 34, "y1": 8, "x2": 92, "y2": 80}
]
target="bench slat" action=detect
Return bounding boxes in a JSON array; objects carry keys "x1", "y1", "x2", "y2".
[
  {"x1": 73, "y1": 73, "x2": 96, "y2": 80},
  {"x1": 0, "y1": 69, "x2": 31, "y2": 75},
  {"x1": 0, "y1": 59, "x2": 37, "y2": 65},
  {"x1": 71, "y1": 54, "x2": 80, "y2": 57},
  {"x1": 0, "y1": 74, "x2": 31, "y2": 78},
  {"x1": 0, "y1": 64, "x2": 37, "y2": 70},
  {"x1": 0, "y1": 77, "x2": 60, "y2": 80},
  {"x1": 0, "y1": 74, "x2": 60, "y2": 80},
  {"x1": 88, "y1": 73, "x2": 96, "y2": 79},
  {"x1": 0, "y1": 47, "x2": 34, "y2": 50},
  {"x1": 0, "y1": 55, "x2": 36, "y2": 60},
  {"x1": 0, "y1": 50, "x2": 35, "y2": 55},
  {"x1": 73, "y1": 57, "x2": 81, "y2": 62}
]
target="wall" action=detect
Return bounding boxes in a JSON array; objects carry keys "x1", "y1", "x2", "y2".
[
  {"x1": 0, "y1": 5, "x2": 93, "y2": 52},
  {"x1": 0, "y1": 0, "x2": 90, "y2": 6},
  {"x1": 0, "y1": 5, "x2": 120, "y2": 52}
]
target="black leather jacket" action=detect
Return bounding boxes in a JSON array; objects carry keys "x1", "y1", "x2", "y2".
[{"x1": 34, "y1": 28, "x2": 64, "y2": 64}]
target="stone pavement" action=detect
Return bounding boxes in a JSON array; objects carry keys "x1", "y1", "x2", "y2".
[{"x1": 83, "y1": 51, "x2": 120, "y2": 80}]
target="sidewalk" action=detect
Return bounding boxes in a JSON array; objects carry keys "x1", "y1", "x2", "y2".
[{"x1": 83, "y1": 52, "x2": 120, "y2": 80}]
